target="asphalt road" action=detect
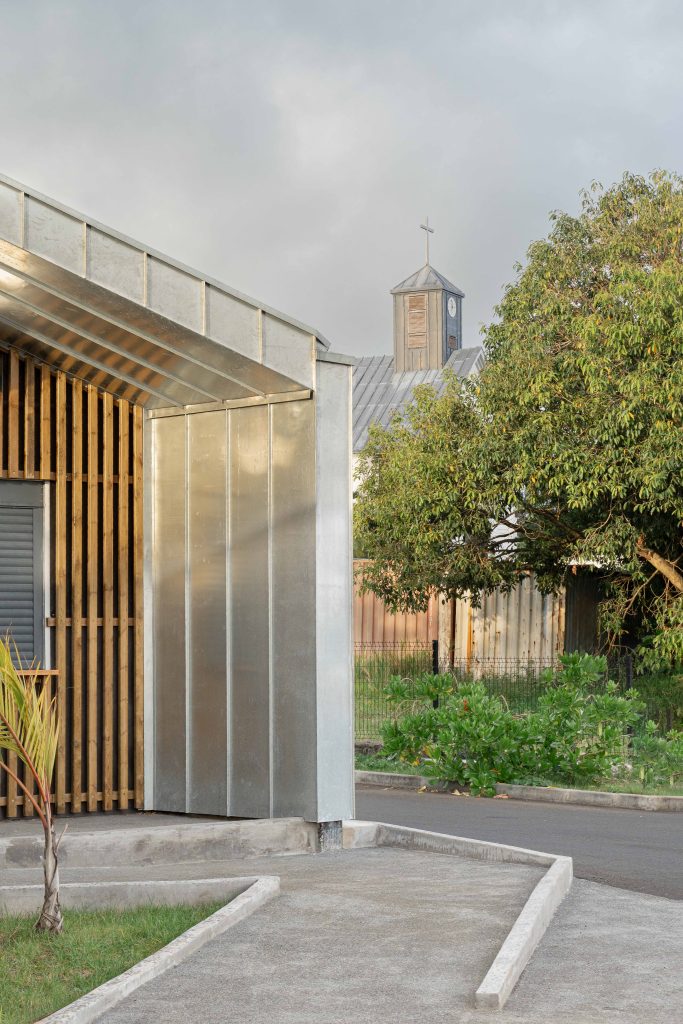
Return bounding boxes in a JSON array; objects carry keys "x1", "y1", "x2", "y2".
[{"x1": 355, "y1": 785, "x2": 683, "y2": 900}]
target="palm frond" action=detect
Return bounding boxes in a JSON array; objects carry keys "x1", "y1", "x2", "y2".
[{"x1": 0, "y1": 638, "x2": 59, "y2": 800}]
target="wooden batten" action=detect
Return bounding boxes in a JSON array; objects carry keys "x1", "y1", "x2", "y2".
[
  {"x1": 71, "y1": 378, "x2": 84, "y2": 814},
  {"x1": 86, "y1": 384, "x2": 100, "y2": 814},
  {"x1": 0, "y1": 347, "x2": 144, "y2": 819},
  {"x1": 54, "y1": 372, "x2": 67, "y2": 814},
  {"x1": 118, "y1": 400, "x2": 130, "y2": 812},
  {"x1": 132, "y1": 406, "x2": 144, "y2": 809}
]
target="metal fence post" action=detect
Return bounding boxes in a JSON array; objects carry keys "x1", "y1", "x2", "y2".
[
  {"x1": 625, "y1": 653, "x2": 633, "y2": 690},
  {"x1": 432, "y1": 639, "x2": 439, "y2": 709}
]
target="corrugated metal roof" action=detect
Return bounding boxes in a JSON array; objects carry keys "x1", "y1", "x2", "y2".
[
  {"x1": 352, "y1": 346, "x2": 485, "y2": 451},
  {"x1": 390, "y1": 264, "x2": 465, "y2": 297}
]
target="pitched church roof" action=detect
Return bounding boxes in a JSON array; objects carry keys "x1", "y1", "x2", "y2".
[
  {"x1": 352, "y1": 346, "x2": 485, "y2": 452},
  {"x1": 390, "y1": 263, "x2": 465, "y2": 297}
]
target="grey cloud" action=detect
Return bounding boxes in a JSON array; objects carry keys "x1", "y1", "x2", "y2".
[{"x1": 1, "y1": 1, "x2": 681, "y2": 355}]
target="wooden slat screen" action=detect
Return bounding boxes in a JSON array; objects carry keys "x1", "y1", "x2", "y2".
[{"x1": 0, "y1": 346, "x2": 144, "y2": 818}]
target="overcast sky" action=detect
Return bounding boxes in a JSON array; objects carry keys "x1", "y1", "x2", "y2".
[{"x1": 2, "y1": 1, "x2": 682, "y2": 355}]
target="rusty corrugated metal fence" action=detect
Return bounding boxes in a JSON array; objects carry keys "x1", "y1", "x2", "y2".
[
  {"x1": 453, "y1": 577, "x2": 565, "y2": 667},
  {"x1": 353, "y1": 560, "x2": 439, "y2": 643}
]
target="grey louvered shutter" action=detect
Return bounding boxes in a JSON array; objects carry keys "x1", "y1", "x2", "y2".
[{"x1": 0, "y1": 484, "x2": 44, "y2": 665}]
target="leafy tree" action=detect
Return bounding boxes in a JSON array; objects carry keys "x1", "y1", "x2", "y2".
[
  {"x1": 0, "y1": 641, "x2": 63, "y2": 932},
  {"x1": 355, "y1": 172, "x2": 683, "y2": 665}
]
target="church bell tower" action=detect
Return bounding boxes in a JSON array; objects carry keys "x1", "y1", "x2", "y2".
[{"x1": 391, "y1": 219, "x2": 464, "y2": 372}]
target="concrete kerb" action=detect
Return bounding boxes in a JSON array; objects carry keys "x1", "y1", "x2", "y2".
[
  {"x1": 36, "y1": 875, "x2": 280, "y2": 1024},
  {"x1": 0, "y1": 816, "x2": 318, "y2": 869},
  {"x1": 494, "y1": 781, "x2": 683, "y2": 812},
  {"x1": 355, "y1": 769, "x2": 683, "y2": 812},
  {"x1": 474, "y1": 857, "x2": 572, "y2": 1009},
  {"x1": 0, "y1": 876, "x2": 262, "y2": 915},
  {"x1": 343, "y1": 819, "x2": 573, "y2": 1011},
  {"x1": 355, "y1": 769, "x2": 451, "y2": 792}
]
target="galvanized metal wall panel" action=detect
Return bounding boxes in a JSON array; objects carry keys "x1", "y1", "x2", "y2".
[
  {"x1": 88, "y1": 228, "x2": 145, "y2": 304},
  {"x1": 262, "y1": 315, "x2": 314, "y2": 389},
  {"x1": 0, "y1": 181, "x2": 21, "y2": 244},
  {"x1": 228, "y1": 404, "x2": 271, "y2": 818},
  {"x1": 270, "y1": 399, "x2": 318, "y2": 818},
  {"x1": 205, "y1": 286, "x2": 260, "y2": 361},
  {"x1": 26, "y1": 197, "x2": 84, "y2": 274},
  {"x1": 147, "y1": 257, "x2": 202, "y2": 332},
  {"x1": 187, "y1": 411, "x2": 228, "y2": 815},
  {"x1": 152, "y1": 415, "x2": 187, "y2": 811},
  {"x1": 149, "y1": 382, "x2": 353, "y2": 822},
  {"x1": 315, "y1": 362, "x2": 354, "y2": 822}
]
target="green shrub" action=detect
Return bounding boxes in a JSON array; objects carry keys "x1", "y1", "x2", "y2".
[
  {"x1": 631, "y1": 670, "x2": 683, "y2": 731},
  {"x1": 628, "y1": 723, "x2": 683, "y2": 788},
  {"x1": 383, "y1": 680, "x2": 523, "y2": 794},
  {"x1": 381, "y1": 653, "x2": 650, "y2": 795}
]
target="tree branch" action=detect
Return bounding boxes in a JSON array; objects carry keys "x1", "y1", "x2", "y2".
[{"x1": 636, "y1": 539, "x2": 683, "y2": 593}]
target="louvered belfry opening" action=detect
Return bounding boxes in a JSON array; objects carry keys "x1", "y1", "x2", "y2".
[
  {"x1": 0, "y1": 345, "x2": 144, "y2": 819},
  {"x1": 407, "y1": 293, "x2": 427, "y2": 349}
]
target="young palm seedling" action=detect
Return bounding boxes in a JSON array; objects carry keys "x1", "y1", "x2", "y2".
[{"x1": 0, "y1": 639, "x2": 63, "y2": 932}]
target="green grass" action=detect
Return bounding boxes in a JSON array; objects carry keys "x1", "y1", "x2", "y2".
[
  {"x1": 355, "y1": 753, "x2": 683, "y2": 796},
  {"x1": 355, "y1": 751, "x2": 422, "y2": 774},
  {"x1": 0, "y1": 901, "x2": 224, "y2": 1024},
  {"x1": 561, "y1": 778, "x2": 683, "y2": 797}
]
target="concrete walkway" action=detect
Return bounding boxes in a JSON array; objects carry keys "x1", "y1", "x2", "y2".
[
  {"x1": 461, "y1": 879, "x2": 683, "y2": 1024},
  {"x1": 93, "y1": 847, "x2": 543, "y2": 1024},
  {"x1": 5, "y1": 813, "x2": 680, "y2": 1021}
]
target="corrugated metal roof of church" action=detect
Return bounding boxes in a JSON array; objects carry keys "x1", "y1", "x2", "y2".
[
  {"x1": 352, "y1": 346, "x2": 485, "y2": 452},
  {"x1": 390, "y1": 264, "x2": 465, "y2": 297}
]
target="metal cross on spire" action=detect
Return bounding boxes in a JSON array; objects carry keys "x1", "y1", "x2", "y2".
[{"x1": 420, "y1": 216, "x2": 434, "y2": 265}]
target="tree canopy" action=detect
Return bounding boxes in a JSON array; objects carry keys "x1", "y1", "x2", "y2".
[{"x1": 354, "y1": 172, "x2": 683, "y2": 666}]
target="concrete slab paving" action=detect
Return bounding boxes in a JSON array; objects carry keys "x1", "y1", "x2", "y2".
[
  {"x1": 92, "y1": 848, "x2": 544, "y2": 1024},
  {"x1": 461, "y1": 879, "x2": 683, "y2": 1024}
]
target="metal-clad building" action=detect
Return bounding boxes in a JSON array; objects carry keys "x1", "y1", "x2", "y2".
[
  {"x1": 0, "y1": 173, "x2": 353, "y2": 824},
  {"x1": 352, "y1": 346, "x2": 485, "y2": 452}
]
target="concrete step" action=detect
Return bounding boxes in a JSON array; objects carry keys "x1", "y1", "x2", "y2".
[{"x1": 0, "y1": 817, "x2": 318, "y2": 870}]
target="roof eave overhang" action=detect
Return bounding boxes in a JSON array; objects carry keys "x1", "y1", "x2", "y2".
[
  {"x1": 0, "y1": 239, "x2": 306, "y2": 408},
  {"x1": 390, "y1": 283, "x2": 466, "y2": 297}
]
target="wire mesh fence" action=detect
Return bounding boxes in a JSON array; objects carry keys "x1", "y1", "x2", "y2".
[{"x1": 354, "y1": 641, "x2": 680, "y2": 741}]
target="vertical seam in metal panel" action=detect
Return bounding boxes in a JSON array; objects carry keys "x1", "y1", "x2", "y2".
[
  {"x1": 184, "y1": 415, "x2": 191, "y2": 813},
  {"x1": 201, "y1": 281, "x2": 207, "y2": 336},
  {"x1": 225, "y1": 409, "x2": 231, "y2": 814},
  {"x1": 142, "y1": 252, "x2": 149, "y2": 306},
  {"x1": 20, "y1": 191, "x2": 27, "y2": 248},
  {"x1": 267, "y1": 402, "x2": 274, "y2": 817},
  {"x1": 82, "y1": 222, "x2": 88, "y2": 277}
]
